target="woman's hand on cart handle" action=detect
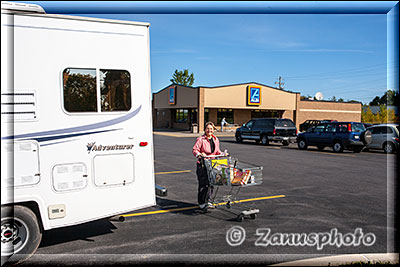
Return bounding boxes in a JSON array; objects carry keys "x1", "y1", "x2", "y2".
[{"x1": 198, "y1": 152, "x2": 207, "y2": 158}]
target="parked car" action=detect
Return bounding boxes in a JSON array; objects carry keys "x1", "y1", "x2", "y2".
[
  {"x1": 297, "y1": 121, "x2": 372, "y2": 152},
  {"x1": 299, "y1": 119, "x2": 337, "y2": 132},
  {"x1": 235, "y1": 118, "x2": 297, "y2": 146},
  {"x1": 366, "y1": 124, "x2": 399, "y2": 154},
  {"x1": 363, "y1": 123, "x2": 373, "y2": 129}
]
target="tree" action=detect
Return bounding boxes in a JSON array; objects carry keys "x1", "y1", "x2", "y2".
[
  {"x1": 170, "y1": 69, "x2": 195, "y2": 86},
  {"x1": 388, "y1": 109, "x2": 398, "y2": 123},
  {"x1": 386, "y1": 89, "x2": 399, "y2": 105},
  {"x1": 362, "y1": 106, "x2": 374, "y2": 123},
  {"x1": 379, "y1": 104, "x2": 388, "y2": 123},
  {"x1": 369, "y1": 90, "x2": 399, "y2": 106},
  {"x1": 369, "y1": 96, "x2": 381, "y2": 106}
]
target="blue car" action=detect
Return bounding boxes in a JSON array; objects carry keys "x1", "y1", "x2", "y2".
[{"x1": 297, "y1": 122, "x2": 372, "y2": 153}]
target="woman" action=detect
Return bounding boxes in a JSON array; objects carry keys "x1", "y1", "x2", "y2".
[{"x1": 192, "y1": 122, "x2": 227, "y2": 211}]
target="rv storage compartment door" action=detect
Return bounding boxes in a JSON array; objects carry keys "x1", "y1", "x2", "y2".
[
  {"x1": 13, "y1": 141, "x2": 40, "y2": 187},
  {"x1": 93, "y1": 153, "x2": 135, "y2": 187},
  {"x1": 52, "y1": 163, "x2": 88, "y2": 192}
]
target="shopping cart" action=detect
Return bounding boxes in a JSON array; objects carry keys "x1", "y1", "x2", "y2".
[{"x1": 201, "y1": 154, "x2": 263, "y2": 222}]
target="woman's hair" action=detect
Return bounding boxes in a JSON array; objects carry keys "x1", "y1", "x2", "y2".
[{"x1": 205, "y1": 121, "x2": 216, "y2": 130}]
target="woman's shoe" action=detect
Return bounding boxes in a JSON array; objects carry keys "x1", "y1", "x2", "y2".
[{"x1": 199, "y1": 203, "x2": 208, "y2": 213}]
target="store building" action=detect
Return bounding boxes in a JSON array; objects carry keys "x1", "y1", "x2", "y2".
[{"x1": 152, "y1": 82, "x2": 362, "y2": 133}]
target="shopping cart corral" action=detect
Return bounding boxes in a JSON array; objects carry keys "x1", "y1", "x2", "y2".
[{"x1": 202, "y1": 155, "x2": 263, "y2": 222}]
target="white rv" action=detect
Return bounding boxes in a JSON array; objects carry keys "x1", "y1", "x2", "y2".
[{"x1": 1, "y1": 2, "x2": 156, "y2": 263}]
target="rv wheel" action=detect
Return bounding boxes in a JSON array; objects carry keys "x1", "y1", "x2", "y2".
[{"x1": 1, "y1": 205, "x2": 42, "y2": 265}]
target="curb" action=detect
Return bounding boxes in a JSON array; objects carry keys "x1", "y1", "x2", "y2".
[
  {"x1": 270, "y1": 253, "x2": 399, "y2": 266},
  {"x1": 153, "y1": 130, "x2": 236, "y2": 138}
]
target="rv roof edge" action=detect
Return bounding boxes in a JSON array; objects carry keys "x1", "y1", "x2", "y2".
[
  {"x1": 1, "y1": 1, "x2": 46, "y2": 14},
  {"x1": 1, "y1": 2, "x2": 150, "y2": 27}
]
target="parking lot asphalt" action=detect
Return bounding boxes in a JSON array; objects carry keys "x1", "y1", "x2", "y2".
[{"x1": 22, "y1": 132, "x2": 396, "y2": 266}]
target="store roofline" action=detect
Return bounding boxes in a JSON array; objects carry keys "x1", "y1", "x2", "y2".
[
  {"x1": 152, "y1": 83, "x2": 199, "y2": 95},
  {"x1": 300, "y1": 99, "x2": 362, "y2": 104},
  {"x1": 153, "y1": 81, "x2": 300, "y2": 95},
  {"x1": 200, "y1": 81, "x2": 300, "y2": 94}
]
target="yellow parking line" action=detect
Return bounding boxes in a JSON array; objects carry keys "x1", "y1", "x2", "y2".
[
  {"x1": 122, "y1": 206, "x2": 197, "y2": 217},
  {"x1": 121, "y1": 194, "x2": 286, "y2": 217},
  {"x1": 155, "y1": 170, "x2": 192, "y2": 175}
]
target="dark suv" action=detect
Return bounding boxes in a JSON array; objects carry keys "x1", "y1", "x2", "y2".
[
  {"x1": 235, "y1": 118, "x2": 297, "y2": 146},
  {"x1": 297, "y1": 122, "x2": 372, "y2": 153}
]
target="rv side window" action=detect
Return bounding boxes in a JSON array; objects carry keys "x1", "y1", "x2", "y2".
[
  {"x1": 100, "y1": 70, "x2": 131, "y2": 112},
  {"x1": 63, "y1": 68, "x2": 97, "y2": 112}
]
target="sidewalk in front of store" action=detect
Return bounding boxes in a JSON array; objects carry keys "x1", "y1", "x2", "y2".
[{"x1": 153, "y1": 128, "x2": 236, "y2": 138}]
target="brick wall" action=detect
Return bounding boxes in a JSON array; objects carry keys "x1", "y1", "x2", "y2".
[{"x1": 296, "y1": 99, "x2": 362, "y2": 129}]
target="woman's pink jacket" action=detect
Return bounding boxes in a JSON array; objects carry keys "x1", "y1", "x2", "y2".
[{"x1": 192, "y1": 134, "x2": 222, "y2": 162}]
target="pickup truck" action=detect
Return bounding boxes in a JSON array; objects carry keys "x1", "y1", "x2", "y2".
[{"x1": 235, "y1": 118, "x2": 297, "y2": 146}]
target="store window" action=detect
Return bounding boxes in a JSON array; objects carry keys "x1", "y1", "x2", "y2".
[
  {"x1": 189, "y1": 109, "x2": 197, "y2": 123},
  {"x1": 63, "y1": 68, "x2": 97, "y2": 112},
  {"x1": 251, "y1": 110, "x2": 279, "y2": 118},
  {"x1": 174, "y1": 109, "x2": 188, "y2": 123},
  {"x1": 217, "y1": 109, "x2": 233, "y2": 124}
]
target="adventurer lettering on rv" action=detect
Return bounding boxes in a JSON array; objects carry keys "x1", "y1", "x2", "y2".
[{"x1": 87, "y1": 142, "x2": 134, "y2": 153}]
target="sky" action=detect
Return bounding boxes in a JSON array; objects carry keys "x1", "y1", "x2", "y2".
[{"x1": 18, "y1": 1, "x2": 398, "y2": 104}]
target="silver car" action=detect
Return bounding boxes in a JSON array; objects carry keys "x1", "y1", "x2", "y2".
[{"x1": 366, "y1": 124, "x2": 399, "y2": 154}]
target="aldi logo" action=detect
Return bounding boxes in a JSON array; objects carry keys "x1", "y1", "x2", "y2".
[
  {"x1": 247, "y1": 86, "x2": 261, "y2": 106},
  {"x1": 169, "y1": 86, "x2": 176, "y2": 105}
]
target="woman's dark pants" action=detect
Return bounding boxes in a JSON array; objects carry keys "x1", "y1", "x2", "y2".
[{"x1": 196, "y1": 162, "x2": 211, "y2": 205}]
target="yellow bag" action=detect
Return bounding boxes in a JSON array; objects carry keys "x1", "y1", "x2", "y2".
[
  {"x1": 211, "y1": 159, "x2": 228, "y2": 167},
  {"x1": 211, "y1": 159, "x2": 229, "y2": 185}
]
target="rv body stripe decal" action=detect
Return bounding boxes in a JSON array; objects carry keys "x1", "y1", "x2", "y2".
[
  {"x1": 1, "y1": 105, "x2": 141, "y2": 140},
  {"x1": 40, "y1": 139, "x2": 78, "y2": 147},
  {"x1": 26, "y1": 129, "x2": 119, "y2": 143}
]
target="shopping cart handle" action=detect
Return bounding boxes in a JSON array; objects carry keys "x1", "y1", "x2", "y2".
[{"x1": 202, "y1": 154, "x2": 229, "y2": 158}]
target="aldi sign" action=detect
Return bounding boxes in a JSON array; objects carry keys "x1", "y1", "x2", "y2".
[
  {"x1": 247, "y1": 86, "x2": 261, "y2": 106},
  {"x1": 168, "y1": 86, "x2": 176, "y2": 105}
]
